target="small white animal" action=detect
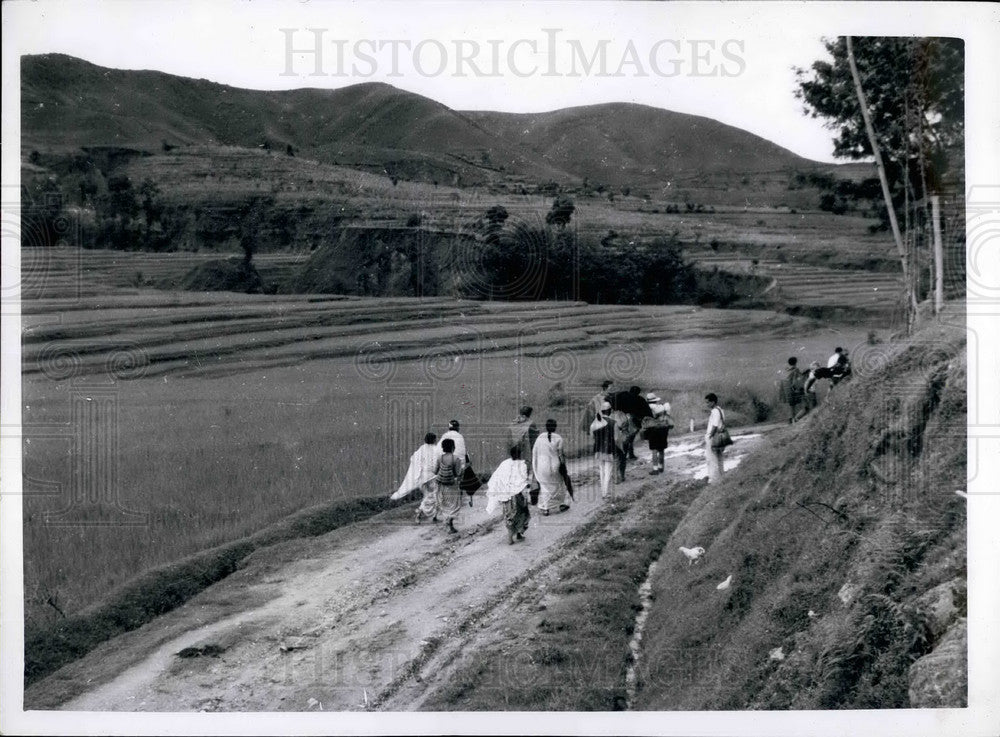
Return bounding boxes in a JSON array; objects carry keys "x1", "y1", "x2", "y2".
[
  {"x1": 808, "y1": 609, "x2": 818, "y2": 619},
  {"x1": 679, "y1": 546, "x2": 705, "y2": 564},
  {"x1": 769, "y1": 646, "x2": 785, "y2": 662},
  {"x1": 716, "y1": 575, "x2": 733, "y2": 591}
]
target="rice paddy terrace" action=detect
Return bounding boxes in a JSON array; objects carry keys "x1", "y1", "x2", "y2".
[
  {"x1": 21, "y1": 249, "x2": 824, "y2": 381},
  {"x1": 688, "y1": 252, "x2": 907, "y2": 314},
  {"x1": 19, "y1": 245, "x2": 901, "y2": 382}
]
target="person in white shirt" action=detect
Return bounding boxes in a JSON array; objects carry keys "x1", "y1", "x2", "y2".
[
  {"x1": 704, "y1": 393, "x2": 726, "y2": 485},
  {"x1": 438, "y1": 419, "x2": 468, "y2": 464},
  {"x1": 827, "y1": 347, "x2": 845, "y2": 369}
]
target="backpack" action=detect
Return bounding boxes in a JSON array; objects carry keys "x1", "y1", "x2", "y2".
[{"x1": 785, "y1": 368, "x2": 805, "y2": 400}]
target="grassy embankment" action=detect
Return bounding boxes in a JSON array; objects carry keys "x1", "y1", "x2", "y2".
[
  {"x1": 413, "y1": 308, "x2": 966, "y2": 709},
  {"x1": 635, "y1": 309, "x2": 967, "y2": 709}
]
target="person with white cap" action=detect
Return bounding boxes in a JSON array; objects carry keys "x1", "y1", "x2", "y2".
[
  {"x1": 643, "y1": 392, "x2": 673, "y2": 475},
  {"x1": 590, "y1": 400, "x2": 620, "y2": 499}
]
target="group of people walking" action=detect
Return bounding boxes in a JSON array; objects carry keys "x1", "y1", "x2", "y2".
[
  {"x1": 780, "y1": 346, "x2": 853, "y2": 424},
  {"x1": 393, "y1": 373, "x2": 759, "y2": 544},
  {"x1": 393, "y1": 345, "x2": 856, "y2": 544},
  {"x1": 583, "y1": 381, "x2": 676, "y2": 498},
  {"x1": 392, "y1": 408, "x2": 574, "y2": 544}
]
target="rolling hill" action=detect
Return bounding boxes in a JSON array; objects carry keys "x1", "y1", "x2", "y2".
[
  {"x1": 465, "y1": 103, "x2": 821, "y2": 189},
  {"x1": 22, "y1": 53, "x2": 832, "y2": 192}
]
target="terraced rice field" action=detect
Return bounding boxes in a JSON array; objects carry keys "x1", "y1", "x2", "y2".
[
  {"x1": 20, "y1": 245, "x2": 883, "y2": 630},
  {"x1": 19, "y1": 248, "x2": 307, "y2": 300},
  {"x1": 689, "y1": 252, "x2": 906, "y2": 314},
  {"x1": 24, "y1": 292, "x2": 809, "y2": 380},
  {"x1": 20, "y1": 247, "x2": 828, "y2": 381}
]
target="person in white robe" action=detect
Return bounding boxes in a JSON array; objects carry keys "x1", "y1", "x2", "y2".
[
  {"x1": 485, "y1": 445, "x2": 531, "y2": 544},
  {"x1": 391, "y1": 432, "x2": 443, "y2": 522},
  {"x1": 532, "y1": 419, "x2": 570, "y2": 514}
]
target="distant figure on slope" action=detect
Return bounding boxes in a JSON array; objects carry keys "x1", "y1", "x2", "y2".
[
  {"x1": 804, "y1": 361, "x2": 822, "y2": 413},
  {"x1": 827, "y1": 346, "x2": 846, "y2": 369},
  {"x1": 642, "y1": 392, "x2": 673, "y2": 475},
  {"x1": 580, "y1": 379, "x2": 614, "y2": 433},
  {"x1": 827, "y1": 346, "x2": 853, "y2": 386},
  {"x1": 831, "y1": 348, "x2": 852, "y2": 386},
  {"x1": 485, "y1": 444, "x2": 531, "y2": 544},
  {"x1": 533, "y1": 419, "x2": 571, "y2": 515},
  {"x1": 435, "y1": 437, "x2": 464, "y2": 534},
  {"x1": 780, "y1": 357, "x2": 807, "y2": 423},
  {"x1": 507, "y1": 406, "x2": 539, "y2": 498},
  {"x1": 591, "y1": 401, "x2": 621, "y2": 499},
  {"x1": 704, "y1": 393, "x2": 727, "y2": 485},
  {"x1": 392, "y1": 432, "x2": 443, "y2": 523}
]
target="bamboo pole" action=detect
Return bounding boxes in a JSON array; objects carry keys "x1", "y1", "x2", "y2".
[
  {"x1": 931, "y1": 194, "x2": 944, "y2": 314},
  {"x1": 845, "y1": 36, "x2": 916, "y2": 332}
]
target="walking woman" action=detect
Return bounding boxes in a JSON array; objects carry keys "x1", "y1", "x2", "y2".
[
  {"x1": 485, "y1": 445, "x2": 531, "y2": 544},
  {"x1": 392, "y1": 432, "x2": 442, "y2": 521},
  {"x1": 704, "y1": 393, "x2": 726, "y2": 485},
  {"x1": 533, "y1": 419, "x2": 570, "y2": 515},
  {"x1": 435, "y1": 437, "x2": 464, "y2": 533}
]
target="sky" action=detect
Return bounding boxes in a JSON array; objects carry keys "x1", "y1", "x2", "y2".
[
  {"x1": 1, "y1": 0, "x2": 959, "y2": 165},
  {"x1": 4, "y1": 2, "x2": 992, "y2": 165}
]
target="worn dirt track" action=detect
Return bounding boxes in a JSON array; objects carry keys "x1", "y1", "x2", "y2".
[{"x1": 26, "y1": 430, "x2": 767, "y2": 712}]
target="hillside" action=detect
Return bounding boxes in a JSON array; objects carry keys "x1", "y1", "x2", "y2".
[
  {"x1": 21, "y1": 53, "x2": 569, "y2": 187},
  {"x1": 22, "y1": 53, "x2": 833, "y2": 195},
  {"x1": 465, "y1": 103, "x2": 821, "y2": 190},
  {"x1": 635, "y1": 309, "x2": 967, "y2": 708}
]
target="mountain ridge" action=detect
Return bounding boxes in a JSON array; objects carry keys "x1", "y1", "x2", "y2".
[{"x1": 22, "y1": 53, "x2": 830, "y2": 190}]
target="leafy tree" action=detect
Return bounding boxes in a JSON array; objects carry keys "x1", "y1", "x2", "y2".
[
  {"x1": 796, "y1": 37, "x2": 963, "y2": 329},
  {"x1": 21, "y1": 178, "x2": 67, "y2": 248},
  {"x1": 484, "y1": 205, "x2": 509, "y2": 227},
  {"x1": 545, "y1": 195, "x2": 575, "y2": 229},
  {"x1": 138, "y1": 180, "x2": 163, "y2": 244}
]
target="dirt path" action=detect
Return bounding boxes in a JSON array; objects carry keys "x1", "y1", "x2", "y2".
[{"x1": 28, "y1": 429, "x2": 770, "y2": 712}]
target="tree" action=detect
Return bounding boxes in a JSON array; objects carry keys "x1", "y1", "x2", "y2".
[
  {"x1": 795, "y1": 37, "x2": 964, "y2": 331},
  {"x1": 545, "y1": 195, "x2": 575, "y2": 229},
  {"x1": 236, "y1": 196, "x2": 273, "y2": 266},
  {"x1": 484, "y1": 205, "x2": 509, "y2": 227}
]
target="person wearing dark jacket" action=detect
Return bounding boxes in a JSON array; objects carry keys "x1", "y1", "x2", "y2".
[
  {"x1": 590, "y1": 401, "x2": 619, "y2": 499},
  {"x1": 610, "y1": 386, "x2": 652, "y2": 460},
  {"x1": 780, "y1": 357, "x2": 806, "y2": 423}
]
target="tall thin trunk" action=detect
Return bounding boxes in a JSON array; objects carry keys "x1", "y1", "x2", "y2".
[{"x1": 846, "y1": 36, "x2": 917, "y2": 332}]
